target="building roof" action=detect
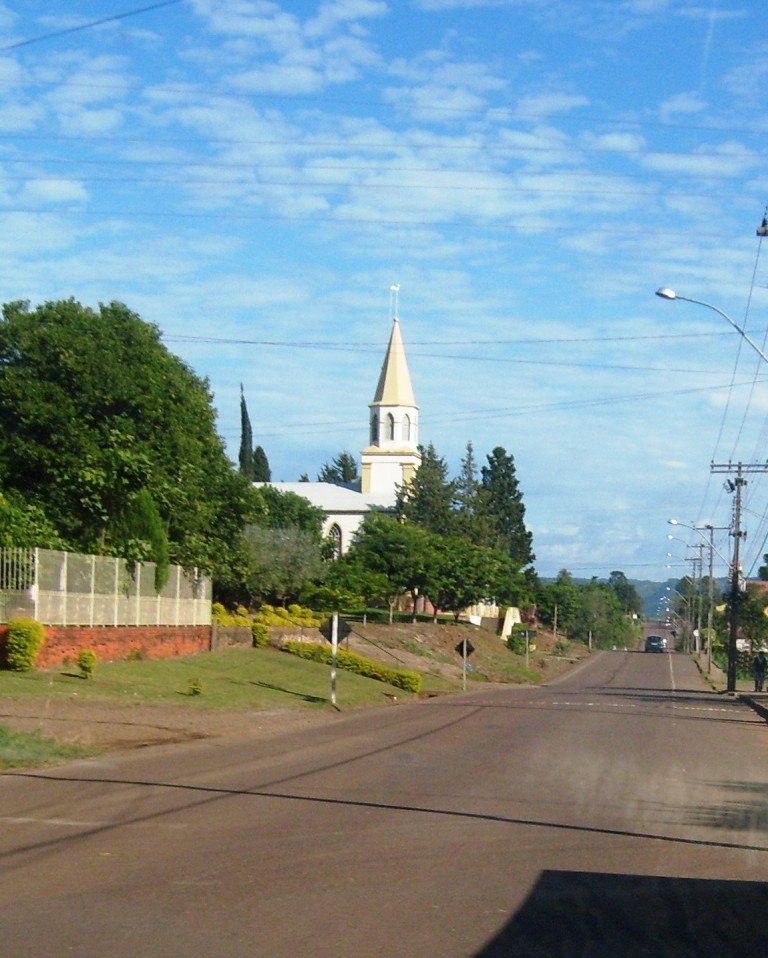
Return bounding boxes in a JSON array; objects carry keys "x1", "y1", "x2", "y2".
[
  {"x1": 254, "y1": 481, "x2": 396, "y2": 514},
  {"x1": 371, "y1": 317, "x2": 417, "y2": 408}
]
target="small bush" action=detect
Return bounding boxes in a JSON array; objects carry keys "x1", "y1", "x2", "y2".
[
  {"x1": 252, "y1": 622, "x2": 270, "y2": 648},
  {"x1": 77, "y1": 648, "x2": 98, "y2": 679},
  {"x1": 188, "y1": 677, "x2": 203, "y2": 696},
  {"x1": 282, "y1": 641, "x2": 423, "y2": 693},
  {"x1": 3, "y1": 618, "x2": 46, "y2": 671},
  {"x1": 506, "y1": 630, "x2": 527, "y2": 655},
  {"x1": 126, "y1": 646, "x2": 147, "y2": 661}
]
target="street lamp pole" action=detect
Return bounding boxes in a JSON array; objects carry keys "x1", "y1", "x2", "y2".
[
  {"x1": 656, "y1": 289, "x2": 768, "y2": 692},
  {"x1": 655, "y1": 288, "x2": 768, "y2": 366}
]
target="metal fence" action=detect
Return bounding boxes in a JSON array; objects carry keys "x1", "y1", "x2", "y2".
[{"x1": 0, "y1": 548, "x2": 211, "y2": 627}]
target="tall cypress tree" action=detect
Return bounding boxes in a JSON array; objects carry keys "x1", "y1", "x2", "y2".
[
  {"x1": 238, "y1": 384, "x2": 255, "y2": 481},
  {"x1": 480, "y1": 446, "x2": 534, "y2": 568}
]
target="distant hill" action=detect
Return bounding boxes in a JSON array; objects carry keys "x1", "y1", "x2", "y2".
[{"x1": 540, "y1": 576, "x2": 728, "y2": 618}]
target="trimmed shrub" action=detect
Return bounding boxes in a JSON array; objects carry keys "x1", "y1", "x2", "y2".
[
  {"x1": 282, "y1": 641, "x2": 423, "y2": 694},
  {"x1": 77, "y1": 648, "x2": 98, "y2": 679},
  {"x1": 188, "y1": 677, "x2": 203, "y2": 695},
  {"x1": 212, "y1": 602, "x2": 251, "y2": 627},
  {"x1": 255, "y1": 603, "x2": 325, "y2": 629},
  {"x1": 3, "y1": 617, "x2": 46, "y2": 671},
  {"x1": 252, "y1": 622, "x2": 270, "y2": 648}
]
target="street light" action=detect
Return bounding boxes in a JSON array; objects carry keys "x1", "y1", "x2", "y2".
[
  {"x1": 655, "y1": 288, "x2": 768, "y2": 366},
  {"x1": 656, "y1": 289, "x2": 758, "y2": 693},
  {"x1": 668, "y1": 519, "x2": 729, "y2": 674},
  {"x1": 664, "y1": 585, "x2": 691, "y2": 649}
]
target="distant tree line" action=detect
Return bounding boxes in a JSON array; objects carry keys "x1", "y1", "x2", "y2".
[{"x1": 535, "y1": 569, "x2": 642, "y2": 650}]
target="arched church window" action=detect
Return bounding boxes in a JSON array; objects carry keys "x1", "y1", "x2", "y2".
[
  {"x1": 386, "y1": 413, "x2": 395, "y2": 441},
  {"x1": 370, "y1": 413, "x2": 378, "y2": 445},
  {"x1": 402, "y1": 414, "x2": 411, "y2": 441},
  {"x1": 329, "y1": 524, "x2": 342, "y2": 559}
]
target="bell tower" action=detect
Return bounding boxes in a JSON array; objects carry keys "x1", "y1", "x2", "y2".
[{"x1": 360, "y1": 286, "x2": 421, "y2": 499}]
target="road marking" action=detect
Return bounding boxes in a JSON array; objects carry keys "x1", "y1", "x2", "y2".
[
  {"x1": 668, "y1": 653, "x2": 676, "y2": 692},
  {"x1": 0, "y1": 816, "x2": 103, "y2": 828},
  {"x1": 548, "y1": 701, "x2": 736, "y2": 714}
]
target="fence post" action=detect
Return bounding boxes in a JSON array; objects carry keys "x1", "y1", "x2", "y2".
[
  {"x1": 136, "y1": 561, "x2": 141, "y2": 626},
  {"x1": 113, "y1": 557, "x2": 119, "y2": 626},
  {"x1": 90, "y1": 554, "x2": 96, "y2": 627},
  {"x1": 62, "y1": 551, "x2": 68, "y2": 626},
  {"x1": 33, "y1": 548, "x2": 39, "y2": 621}
]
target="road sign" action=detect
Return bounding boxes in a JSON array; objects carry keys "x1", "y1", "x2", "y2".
[
  {"x1": 320, "y1": 616, "x2": 351, "y2": 642},
  {"x1": 456, "y1": 639, "x2": 475, "y2": 657}
]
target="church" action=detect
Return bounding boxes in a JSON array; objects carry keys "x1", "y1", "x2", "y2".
[{"x1": 257, "y1": 292, "x2": 422, "y2": 554}]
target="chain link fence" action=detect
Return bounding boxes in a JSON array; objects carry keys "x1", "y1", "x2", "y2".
[{"x1": 0, "y1": 548, "x2": 211, "y2": 626}]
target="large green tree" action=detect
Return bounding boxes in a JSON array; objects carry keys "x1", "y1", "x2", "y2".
[
  {"x1": 395, "y1": 443, "x2": 456, "y2": 536},
  {"x1": 0, "y1": 298, "x2": 253, "y2": 580},
  {"x1": 479, "y1": 446, "x2": 534, "y2": 568},
  {"x1": 607, "y1": 570, "x2": 643, "y2": 617},
  {"x1": 454, "y1": 440, "x2": 495, "y2": 546},
  {"x1": 345, "y1": 512, "x2": 432, "y2": 622}
]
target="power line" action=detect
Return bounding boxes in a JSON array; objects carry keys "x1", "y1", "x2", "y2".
[
  {"x1": 0, "y1": 0, "x2": 184, "y2": 52},
  {"x1": 166, "y1": 331, "x2": 729, "y2": 347},
  {"x1": 0, "y1": 130, "x2": 763, "y2": 165},
  {"x1": 0, "y1": 204, "x2": 754, "y2": 236},
  {"x1": 0, "y1": 169, "x2": 758, "y2": 204}
]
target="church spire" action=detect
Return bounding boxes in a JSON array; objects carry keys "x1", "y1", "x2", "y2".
[
  {"x1": 360, "y1": 287, "x2": 421, "y2": 498},
  {"x1": 371, "y1": 294, "x2": 416, "y2": 407}
]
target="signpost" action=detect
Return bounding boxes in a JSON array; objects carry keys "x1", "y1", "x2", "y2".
[
  {"x1": 320, "y1": 612, "x2": 350, "y2": 708},
  {"x1": 330, "y1": 611, "x2": 338, "y2": 707},
  {"x1": 455, "y1": 638, "x2": 475, "y2": 691}
]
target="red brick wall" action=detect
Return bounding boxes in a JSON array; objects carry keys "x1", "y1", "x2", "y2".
[{"x1": 0, "y1": 625, "x2": 212, "y2": 669}]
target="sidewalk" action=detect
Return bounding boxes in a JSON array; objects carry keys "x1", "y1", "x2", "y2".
[{"x1": 692, "y1": 652, "x2": 768, "y2": 722}]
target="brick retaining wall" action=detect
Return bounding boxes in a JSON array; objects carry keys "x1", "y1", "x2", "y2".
[{"x1": 1, "y1": 624, "x2": 213, "y2": 668}]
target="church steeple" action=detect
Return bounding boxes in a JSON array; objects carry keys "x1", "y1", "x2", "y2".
[{"x1": 360, "y1": 287, "x2": 421, "y2": 498}]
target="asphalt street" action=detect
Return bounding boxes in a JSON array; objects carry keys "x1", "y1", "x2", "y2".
[{"x1": 1, "y1": 650, "x2": 767, "y2": 957}]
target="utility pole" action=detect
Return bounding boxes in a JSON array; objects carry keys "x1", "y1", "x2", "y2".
[
  {"x1": 703, "y1": 525, "x2": 728, "y2": 675},
  {"x1": 710, "y1": 462, "x2": 768, "y2": 691}
]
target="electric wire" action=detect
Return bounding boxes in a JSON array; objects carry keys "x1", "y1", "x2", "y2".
[{"x1": 0, "y1": 0, "x2": 185, "y2": 52}]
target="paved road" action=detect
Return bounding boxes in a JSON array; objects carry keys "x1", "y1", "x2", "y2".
[{"x1": 2, "y1": 651, "x2": 767, "y2": 957}]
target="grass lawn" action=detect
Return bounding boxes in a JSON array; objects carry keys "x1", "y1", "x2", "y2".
[
  {"x1": 0, "y1": 726, "x2": 96, "y2": 769},
  {"x1": 0, "y1": 645, "x2": 428, "y2": 769},
  {"x1": 0, "y1": 645, "x2": 423, "y2": 711}
]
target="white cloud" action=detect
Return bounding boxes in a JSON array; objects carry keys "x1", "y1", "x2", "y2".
[
  {"x1": 305, "y1": 0, "x2": 388, "y2": 38},
  {"x1": 515, "y1": 92, "x2": 588, "y2": 117},
  {"x1": 658, "y1": 92, "x2": 708, "y2": 119},
  {"x1": 20, "y1": 178, "x2": 88, "y2": 204}
]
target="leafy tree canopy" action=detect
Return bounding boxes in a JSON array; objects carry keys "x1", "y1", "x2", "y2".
[
  {"x1": 0, "y1": 491, "x2": 68, "y2": 549},
  {"x1": 0, "y1": 298, "x2": 255, "y2": 579},
  {"x1": 250, "y1": 485, "x2": 325, "y2": 539}
]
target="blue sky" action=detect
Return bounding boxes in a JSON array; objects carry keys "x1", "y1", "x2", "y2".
[{"x1": 1, "y1": 0, "x2": 767, "y2": 583}]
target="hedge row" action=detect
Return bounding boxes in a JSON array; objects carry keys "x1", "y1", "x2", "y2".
[{"x1": 282, "y1": 641, "x2": 423, "y2": 694}]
